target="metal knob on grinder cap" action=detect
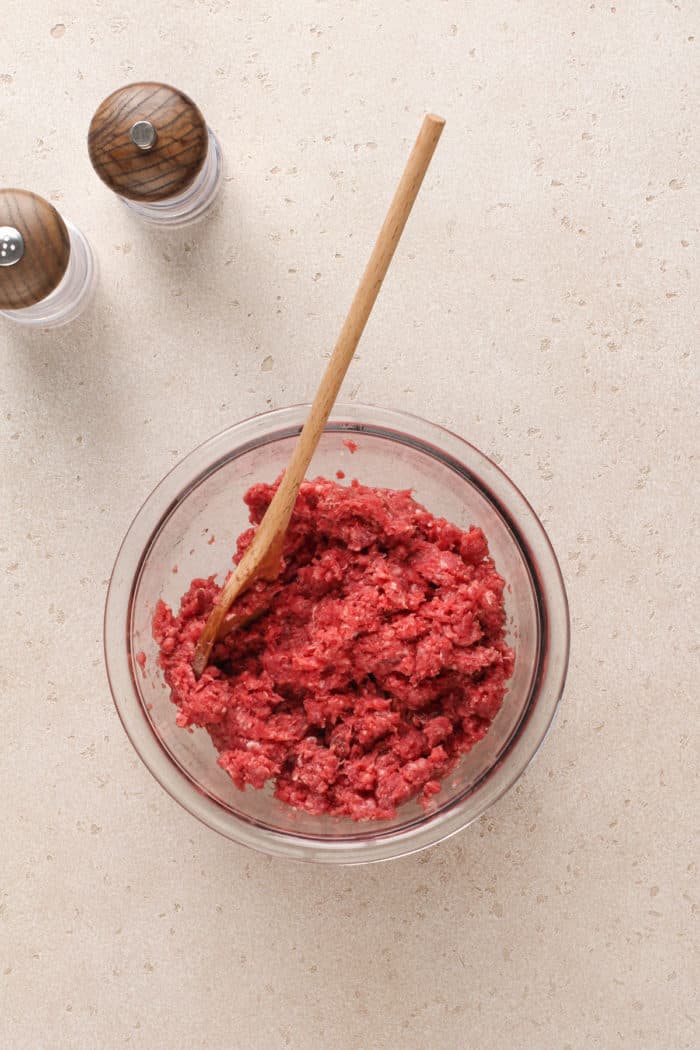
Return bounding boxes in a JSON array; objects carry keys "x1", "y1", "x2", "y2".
[{"x1": 0, "y1": 226, "x2": 25, "y2": 267}]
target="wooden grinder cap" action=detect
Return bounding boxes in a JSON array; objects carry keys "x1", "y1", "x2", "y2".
[
  {"x1": 88, "y1": 82, "x2": 209, "y2": 203},
  {"x1": 0, "y1": 189, "x2": 71, "y2": 311}
]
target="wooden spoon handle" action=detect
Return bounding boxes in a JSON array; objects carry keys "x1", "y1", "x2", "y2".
[
  {"x1": 272, "y1": 113, "x2": 446, "y2": 524},
  {"x1": 193, "y1": 114, "x2": 445, "y2": 677}
]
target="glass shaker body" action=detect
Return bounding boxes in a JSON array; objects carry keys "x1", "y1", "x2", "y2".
[{"x1": 121, "y1": 128, "x2": 223, "y2": 228}]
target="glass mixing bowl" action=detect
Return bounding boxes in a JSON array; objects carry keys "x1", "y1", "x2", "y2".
[{"x1": 104, "y1": 404, "x2": 569, "y2": 864}]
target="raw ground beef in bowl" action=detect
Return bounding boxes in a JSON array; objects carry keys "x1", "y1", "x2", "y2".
[{"x1": 154, "y1": 476, "x2": 514, "y2": 822}]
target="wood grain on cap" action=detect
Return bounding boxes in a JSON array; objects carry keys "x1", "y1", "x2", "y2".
[
  {"x1": 88, "y1": 82, "x2": 209, "y2": 203},
  {"x1": 0, "y1": 189, "x2": 70, "y2": 311}
]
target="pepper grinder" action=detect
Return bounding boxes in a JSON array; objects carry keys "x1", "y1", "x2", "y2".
[
  {"x1": 88, "y1": 82, "x2": 223, "y2": 228},
  {"x1": 0, "y1": 189, "x2": 97, "y2": 328}
]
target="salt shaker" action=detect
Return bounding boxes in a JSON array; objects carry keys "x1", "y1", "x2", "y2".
[
  {"x1": 88, "y1": 82, "x2": 223, "y2": 228},
  {"x1": 0, "y1": 189, "x2": 97, "y2": 328}
]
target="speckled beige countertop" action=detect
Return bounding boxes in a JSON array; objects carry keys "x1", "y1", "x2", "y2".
[{"x1": 1, "y1": 2, "x2": 697, "y2": 1047}]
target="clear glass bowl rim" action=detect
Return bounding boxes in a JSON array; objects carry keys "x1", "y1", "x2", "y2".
[{"x1": 104, "y1": 403, "x2": 570, "y2": 864}]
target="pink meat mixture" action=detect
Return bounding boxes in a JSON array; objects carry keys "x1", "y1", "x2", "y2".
[{"x1": 154, "y1": 477, "x2": 514, "y2": 821}]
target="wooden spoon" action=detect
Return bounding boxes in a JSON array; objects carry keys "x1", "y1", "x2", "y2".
[{"x1": 193, "y1": 113, "x2": 445, "y2": 678}]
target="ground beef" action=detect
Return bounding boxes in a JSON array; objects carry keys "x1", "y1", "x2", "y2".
[{"x1": 153, "y1": 477, "x2": 513, "y2": 821}]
